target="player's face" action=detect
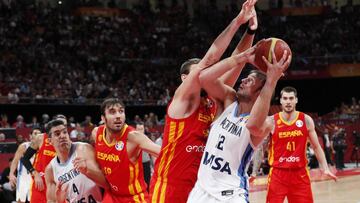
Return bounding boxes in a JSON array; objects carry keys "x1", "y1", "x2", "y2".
[
  {"x1": 50, "y1": 125, "x2": 71, "y2": 152},
  {"x1": 237, "y1": 73, "x2": 262, "y2": 101},
  {"x1": 102, "y1": 104, "x2": 126, "y2": 133},
  {"x1": 280, "y1": 92, "x2": 297, "y2": 113},
  {"x1": 30, "y1": 129, "x2": 41, "y2": 141}
]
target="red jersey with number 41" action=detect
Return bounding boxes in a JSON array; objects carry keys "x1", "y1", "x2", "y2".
[
  {"x1": 95, "y1": 124, "x2": 148, "y2": 202},
  {"x1": 268, "y1": 112, "x2": 309, "y2": 168}
]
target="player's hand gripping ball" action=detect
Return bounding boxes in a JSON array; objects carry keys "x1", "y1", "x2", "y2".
[{"x1": 254, "y1": 38, "x2": 292, "y2": 72}]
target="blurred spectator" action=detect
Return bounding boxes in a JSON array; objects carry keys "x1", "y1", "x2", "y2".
[
  {"x1": 82, "y1": 116, "x2": 94, "y2": 128},
  {"x1": 331, "y1": 128, "x2": 347, "y2": 170},
  {"x1": 70, "y1": 123, "x2": 85, "y2": 140},
  {"x1": 0, "y1": 158, "x2": 15, "y2": 203},
  {"x1": 322, "y1": 128, "x2": 333, "y2": 165},
  {"x1": 0, "y1": 133, "x2": 5, "y2": 142},
  {"x1": 7, "y1": 89, "x2": 18, "y2": 104},
  {"x1": 307, "y1": 142, "x2": 319, "y2": 169},
  {"x1": 350, "y1": 130, "x2": 360, "y2": 166},
  {"x1": 0, "y1": 133, "x2": 6, "y2": 153},
  {"x1": 26, "y1": 116, "x2": 41, "y2": 129},
  {"x1": 133, "y1": 115, "x2": 143, "y2": 124},
  {"x1": 68, "y1": 116, "x2": 76, "y2": 128},
  {"x1": 11, "y1": 115, "x2": 26, "y2": 129},
  {"x1": 0, "y1": 115, "x2": 10, "y2": 128},
  {"x1": 41, "y1": 114, "x2": 50, "y2": 128},
  {"x1": 15, "y1": 134, "x2": 25, "y2": 145},
  {"x1": 0, "y1": 3, "x2": 358, "y2": 105}
]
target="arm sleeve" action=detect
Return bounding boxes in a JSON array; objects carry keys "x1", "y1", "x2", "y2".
[{"x1": 20, "y1": 146, "x2": 37, "y2": 173}]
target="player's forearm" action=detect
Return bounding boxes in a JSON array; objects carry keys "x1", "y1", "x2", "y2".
[
  {"x1": 220, "y1": 33, "x2": 255, "y2": 87},
  {"x1": 21, "y1": 146, "x2": 37, "y2": 173},
  {"x1": 247, "y1": 81, "x2": 276, "y2": 136},
  {"x1": 84, "y1": 163, "x2": 109, "y2": 190},
  {"x1": 200, "y1": 18, "x2": 245, "y2": 69},
  {"x1": 314, "y1": 146, "x2": 330, "y2": 171},
  {"x1": 200, "y1": 54, "x2": 247, "y2": 85},
  {"x1": 10, "y1": 158, "x2": 19, "y2": 176}
]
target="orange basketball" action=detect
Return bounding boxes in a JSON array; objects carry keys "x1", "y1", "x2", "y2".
[{"x1": 254, "y1": 38, "x2": 292, "y2": 72}]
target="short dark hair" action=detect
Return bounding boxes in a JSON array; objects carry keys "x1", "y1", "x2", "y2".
[
  {"x1": 180, "y1": 58, "x2": 201, "y2": 75},
  {"x1": 45, "y1": 119, "x2": 65, "y2": 137},
  {"x1": 30, "y1": 127, "x2": 42, "y2": 135},
  {"x1": 280, "y1": 86, "x2": 297, "y2": 97},
  {"x1": 101, "y1": 98, "x2": 125, "y2": 116}
]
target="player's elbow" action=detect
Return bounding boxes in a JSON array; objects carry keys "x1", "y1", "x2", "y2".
[{"x1": 246, "y1": 123, "x2": 263, "y2": 138}]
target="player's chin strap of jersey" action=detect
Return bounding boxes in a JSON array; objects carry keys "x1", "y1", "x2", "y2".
[{"x1": 21, "y1": 146, "x2": 37, "y2": 174}]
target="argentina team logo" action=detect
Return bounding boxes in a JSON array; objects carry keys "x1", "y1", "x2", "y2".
[
  {"x1": 115, "y1": 141, "x2": 124, "y2": 151},
  {"x1": 295, "y1": 120, "x2": 303, "y2": 128}
]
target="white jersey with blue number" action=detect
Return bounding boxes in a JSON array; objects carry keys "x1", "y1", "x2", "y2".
[
  {"x1": 50, "y1": 142, "x2": 102, "y2": 203},
  {"x1": 197, "y1": 102, "x2": 256, "y2": 201}
]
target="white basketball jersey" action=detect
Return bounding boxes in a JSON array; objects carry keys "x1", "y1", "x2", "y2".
[
  {"x1": 16, "y1": 142, "x2": 33, "y2": 201},
  {"x1": 197, "y1": 102, "x2": 256, "y2": 201},
  {"x1": 50, "y1": 143, "x2": 102, "y2": 203}
]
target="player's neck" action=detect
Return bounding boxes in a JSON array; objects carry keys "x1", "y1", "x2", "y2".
[
  {"x1": 237, "y1": 102, "x2": 253, "y2": 116},
  {"x1": 280, "y1": 111, "x2": 297, "y2": 122},
  {"x1": 104, "y1": 128, "x2": 119, "y2": 144},
  {"x1": 57, "y1": 148, "x2": 72, "y2": 164}
]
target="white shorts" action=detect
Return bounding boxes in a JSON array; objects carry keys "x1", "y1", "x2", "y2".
[
  {"x1": 187, "y1": 182, "x2": 248, "y2": 203},
  {"x1": 16, "y1": 172, "x2": 32, "y2": 202}
]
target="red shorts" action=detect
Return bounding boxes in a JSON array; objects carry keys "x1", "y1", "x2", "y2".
[
  {"x1": 266, "y1": 167, "x2": 313, "y2": 203},
  {"x1": 30, "y1": 186, "x2": 47, "y2": 203},
  {"x1": 103, "y1": 191, "x2": 149, "y2": 203},
  {"x1": 149, "y1": 179, "x2": 194, "y2": 203}
]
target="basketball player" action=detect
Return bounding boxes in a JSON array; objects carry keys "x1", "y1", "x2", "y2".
[
  {"x1": 136, "y1": 122, "x2": 152, "y2": 191},
  {"x1": 187, "y1": 46, "x2": 291, "y2": 202},
  {"x1": 266, "y1": 86, "x2": 337, "y2": 203},
  {"x1": 90, "y1": 98, "x2": 161, "y2": 202},
  {"x1": 21, "y1": 114, "x2": 66, "y2": 203},
  {"x1": 44, "y1": 119, "x2": 105, "y2": 203},
  {"x1": 9, "y1": 127, "x2": 41, "y2": 203},
  {"x1": 150, "y1": 0, "x2": 258, "y2": 202}
]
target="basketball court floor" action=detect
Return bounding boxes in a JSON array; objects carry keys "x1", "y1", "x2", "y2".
[{"x1": 249, "y1": 164, "x2": 360, "y2": 203}]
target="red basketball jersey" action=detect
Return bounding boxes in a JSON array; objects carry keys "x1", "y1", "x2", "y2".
[
  {"x1": 31, "y1": 133, "x2": 56, "y2": 203},
  {"x1": 151, "y1": 97, "x2": 216, "y2": 202},
  {"x1": 33, "y1": 133, "x2": 56, "y2": 174},
  {"x1": 95, "y1": 124, "x2": 148, "y2": 202},
  {"x1": 268, "y1": 112, "x2": 309, "y2": 168}
]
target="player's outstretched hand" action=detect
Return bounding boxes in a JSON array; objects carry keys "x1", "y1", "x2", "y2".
[
  {"x1": 323, "y1": 169, "x2": 338, "y2": 182},
  {"x1": 56, "y1": 181, "x2": 68, "y2": 203}
]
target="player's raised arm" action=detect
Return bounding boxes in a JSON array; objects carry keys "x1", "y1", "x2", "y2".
[
  {"x1": 220, "y1": 3, "x2": 258, "y2": 87},
  {"x1": 246, "y1": 50, "x2": 291, "y2": 146}
]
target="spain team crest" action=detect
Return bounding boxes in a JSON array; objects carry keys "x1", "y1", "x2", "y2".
[
  {"x1": 277, "y1": 119, "x2": 282, "y2": 125},
  {"x1": 115, "y1": 141, "x2": 124, "y2": 151},
  {"x1": 296, "y1": 120, "x2": 303, "y2": 128}
]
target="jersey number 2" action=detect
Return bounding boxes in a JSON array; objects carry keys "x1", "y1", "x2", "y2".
[{"x1": 216, "y1": 135, "x2": 225, "y2": 151}]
